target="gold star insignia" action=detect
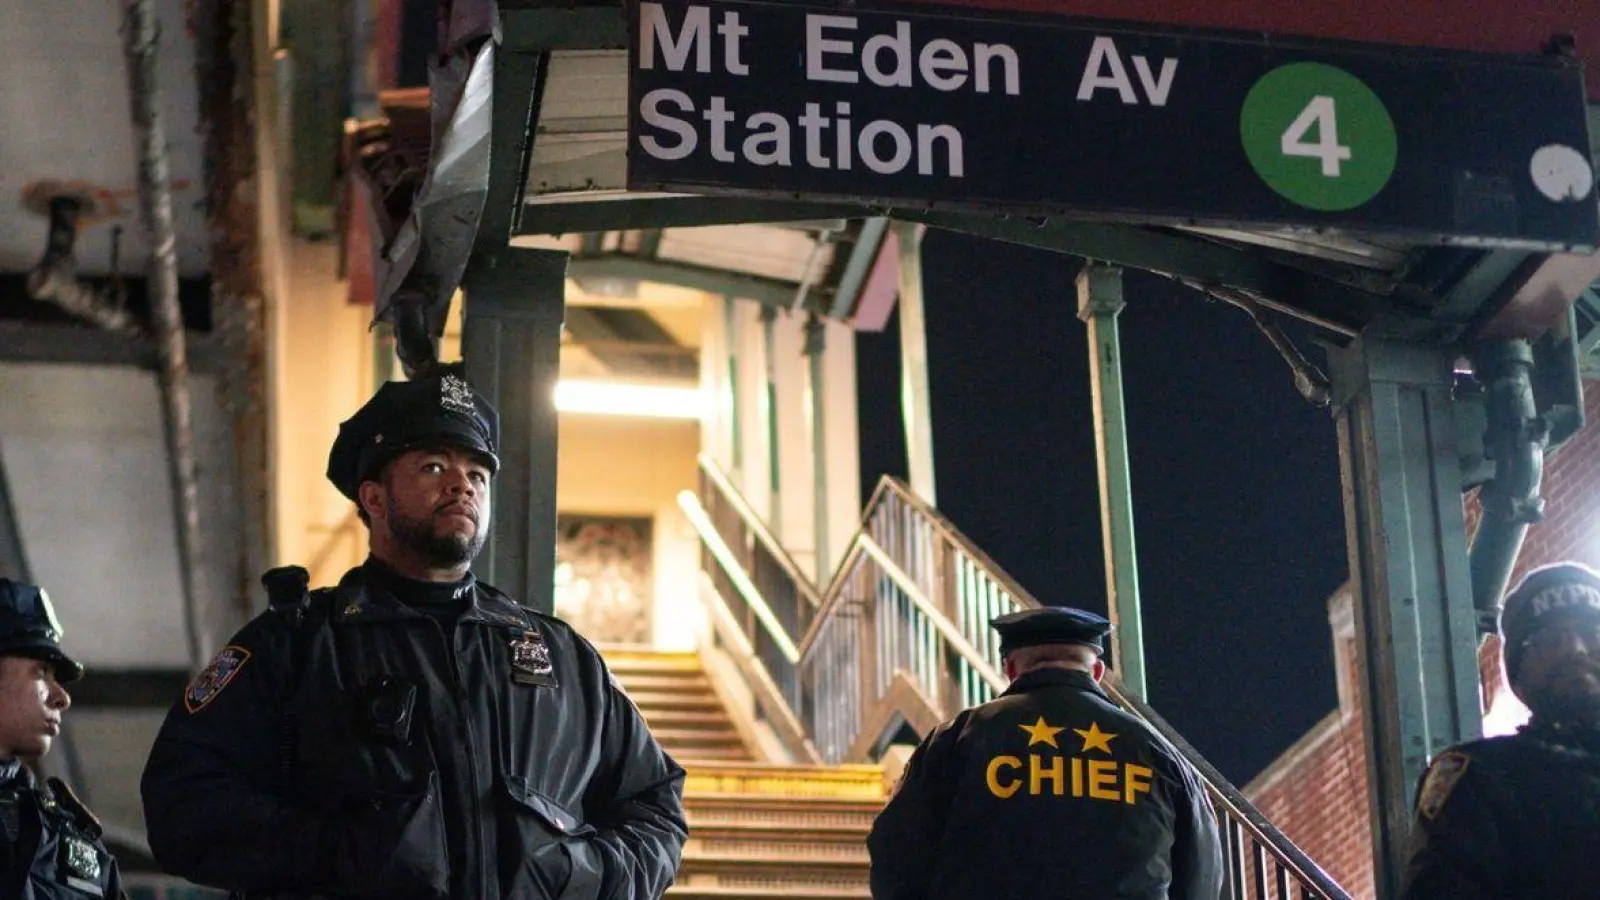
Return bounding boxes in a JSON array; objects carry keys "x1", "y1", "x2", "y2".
[
  {"x1": 1019, "y1": 716, "x2": 1066, "y2": 748},
  {"x1": 1075, "y1": 722, "x2": 1118, "y2": 754}
]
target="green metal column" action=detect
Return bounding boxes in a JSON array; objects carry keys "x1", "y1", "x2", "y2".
[
  {"x1": 759, "y1": 305, "x2": 782, "y2": 537},
  {"x1": 723, "y1": 297, "x2": 742, "y2": 470},
  {"x1": 1328, "y1": 333, "x2": 1482, "y2": 899},
  {"x1": 893, "y1": 221, "x2": 937, "y2": 505},
  {"x1": 1076, "y1": 264, "x2": 1146, "y2": 698},
  {"x1": 804, "y1": 314, "x2": 831, "y2": 584},
  {"x1": 461, "y1": 248, "x2": 568, "y2": 614}
]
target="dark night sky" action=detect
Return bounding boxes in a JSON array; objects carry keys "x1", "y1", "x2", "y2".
[{"x1": 856, "y1": 230, "x2": 1350, "y2": 784}]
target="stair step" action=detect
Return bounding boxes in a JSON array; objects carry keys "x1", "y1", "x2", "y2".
[
  {"x1": 602, "y1": 652, "x2": 704, "y2": 673},
  {"x1": 680, "y1": 854, "x2": 869, "y2": 881},
  {"x1": 685, "y1": 795, "x2": 884, "y2": 827},
  {"x1": 683, "y1": 764, "x2": 887, "y2": 800},
  {"x1": 671, "y1": 746, "x2": 757, "y2": 761},
  {"x1": 651, "y1": 727, "x2": 745, "y2": 746},
  {"x1": 688, "y1": 837, "x2": 869, "y2": 860},
  {"x1": 624, "y1": 692, "x2": 725, "y2": 712},
  {"x1": 685, "y1": 822, "x2": 870, "y2": 842},
  {"x1": 617, "y1": 673, "x2": 715, "y2": 692},
  {"x1": 641, "y1": 709, "x2": 738, "y2": 728},
  {"x1": 668, "y1": 888, "x2": 869, "y2": 900}
]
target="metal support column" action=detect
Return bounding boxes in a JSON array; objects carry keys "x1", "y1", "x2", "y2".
[
  {"x1": 804, "y1": 314, "x2": 830, "y2": 583},
  {"x1": 1076, "y1": 264, "x2": 1146, "y2": 698},
  {"x1": 1328, "y1": 333, "x2": 1482, "y2": 899},
  {"x1": 760, "y1": 305, "x2": 783, "y2": 537},
  {"x1": 893, "y1": 221, "x2": 937, "y2": 505},
  {"x1": 0, "y1": 453, "x2": 26, "y2": 582},
  {"x1": 462, "y1": 248, "x2": 567, "y2": 613}
]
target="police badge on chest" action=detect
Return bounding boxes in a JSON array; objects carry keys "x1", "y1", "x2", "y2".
[
  {"x1": 509, "y1": 628, "x2": 558, "y2": 687},
  {"x1": 59, "y1": 834, "x2": 104, "y2": 896}
]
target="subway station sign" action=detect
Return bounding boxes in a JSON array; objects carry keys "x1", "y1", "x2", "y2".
[{"x1": 625, "y1": 0, "x2": 1600, "y2": 250}]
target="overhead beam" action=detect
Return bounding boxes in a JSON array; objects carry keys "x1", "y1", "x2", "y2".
[
  {"x1": 896, "y1": 210, "x2": 1385, "y2": 335},
  {"x1": 516, "y1": 198, "x2": 871, "y2": 237},
  {"x1": 61, "y1": 668, "x2": 190, "y2": 708},
  {"x1": 0, "y1": 322, "x2": 225, "y2": 372},
  {"x1": 567, "y1": 254, "x2": 800, "y2": 308},
  {"x1": 828, "y1": 217, "x2": 891, "y2": 319},
  {"x1": 501, "y1": 1, "x2": 628, "y2": 53}
]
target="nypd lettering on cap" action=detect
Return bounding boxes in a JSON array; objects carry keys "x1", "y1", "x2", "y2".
[{"x1": 1529, "y1": 583, "x2": 1600, "y2": 618}]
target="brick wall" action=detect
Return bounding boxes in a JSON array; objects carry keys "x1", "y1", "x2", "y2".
[{"x1": 1242, "y1": 380, "x2": 1600, "y2": 899}]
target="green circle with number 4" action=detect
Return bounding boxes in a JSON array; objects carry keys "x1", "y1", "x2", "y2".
[{"x1": 1240, "y1": 62, "x2": 1397, "y2": 210}]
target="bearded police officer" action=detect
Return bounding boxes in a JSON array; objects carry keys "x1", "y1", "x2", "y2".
[
  {"x1": 867, "y1": 606, "x2": 1223, "y2": 900},
  {"x1": 1402, "y1": 562, "x2": 1600, "y2": 898},
  {"x1": 140, "y1": 365, "x2": 688, "y2": 900},
  {"x1": 0, "y1": 578, "x2": 125, "y2": 900}
]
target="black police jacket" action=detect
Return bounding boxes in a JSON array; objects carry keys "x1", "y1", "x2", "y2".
[
  {"x1": 139, "y1": 566, "x2": 688, "y2": 900},
  {"x1": 1402, "y1": 721, "x2": 1600, "y2": 899},
  {"x1": 0, "y1": 761, "x2": 124, "y2": 900},
  {"x1": 867, "y1": 668, "x2": 1223, "y2": 900}
]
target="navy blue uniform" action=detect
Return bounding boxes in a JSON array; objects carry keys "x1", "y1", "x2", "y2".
[
  {"x1": 140, "y1": 565, "x2": 687, "y2": 900},
  {"x1": 1402, "y1": 723, "x2": 1600, "y2": 899},
  {"x1": 868, "y1": 668, "x2": 1223, "y2": 900},
  {"x1": 0, "y1": 761, "x2": 124, "y2": 900}
]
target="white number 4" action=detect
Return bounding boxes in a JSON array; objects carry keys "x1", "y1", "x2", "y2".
[{"x1": 1281, "y1": 95, "x2": 1352, "y2": 177}]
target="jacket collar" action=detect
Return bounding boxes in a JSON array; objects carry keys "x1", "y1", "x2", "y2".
[
  {"x1": 331, "y1": 566, "x2": 533, "y2": 629},
  {"x1": 1002, "y1": 666, "x2": 1107, "y2": 699}
]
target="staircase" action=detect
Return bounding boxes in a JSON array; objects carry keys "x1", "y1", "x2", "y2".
[{"x1": 604, "y1": 648, "x2": 878, "y2": 899}]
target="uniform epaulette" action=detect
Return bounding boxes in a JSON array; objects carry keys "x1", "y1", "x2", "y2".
[
  {"x1": 45, "y1": 777, "x2": 102, "y2": 838},
  {"x1": 262, "y1": 566, "x2": 311, "y2": 618}
]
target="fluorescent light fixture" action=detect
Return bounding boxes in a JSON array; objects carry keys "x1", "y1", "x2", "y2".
[{"x1": 554, "y1": 379, "x2": 705, "y2": 420}]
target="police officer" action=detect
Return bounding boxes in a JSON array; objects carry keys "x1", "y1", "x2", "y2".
[
  {"x1": 867, "y1": 606, "x2": 1223, "y2": 900},
  {"x1": 140, "y1": 365, "x2": 688, "y2": 900},
  {"x1": 0, "y1": 578, "x2": 125, "y2": 900},
  {"x1": 1402, "y1": 562, "x2": 1600, "y2": 898}
]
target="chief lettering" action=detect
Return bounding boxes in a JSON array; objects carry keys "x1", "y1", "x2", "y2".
[
  {"x1": 184, "y1": 645, "x2": 251, "y2": 713},
  {"x1": 987, "y1": 718, "x2": 1153, "y2": 805}
]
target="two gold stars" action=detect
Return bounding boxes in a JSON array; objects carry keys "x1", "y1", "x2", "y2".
[{"x1": 1018, "y1": 717, "x2": 1118, "y2": 754}]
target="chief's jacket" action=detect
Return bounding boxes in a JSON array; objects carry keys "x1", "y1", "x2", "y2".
[
  {"x1": 140, "y1": 565, "x2": 688, "y2": 900},
  {"x1": 867, "y1": 667, "x2": 1223, "y2": 900},
  {"x1": 1403, "y1": 721, "x2": 1600, "y2": 899},
  {"x1": 0, "y1": 760, "x2": 124, "y2": 900}
]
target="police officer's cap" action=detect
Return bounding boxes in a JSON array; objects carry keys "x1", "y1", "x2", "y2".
[
  {"x1": 1500, "y1": 561, "x2": 1600, "y2": 682},
  {"x1": 992, "y1": 606, "x2": 1112, "y2": 657},
  {"x1": 327, "y1": 363, "x2": 500, "y2": 501},
  {"x1": 0, "y1": 579, "x2": 83, "y2": 683}
]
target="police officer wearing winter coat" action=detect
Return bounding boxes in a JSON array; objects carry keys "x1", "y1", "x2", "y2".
[
  {"x1": 867, "y1": 606, "x2": 1223, "y2": 900},
  {"x1": 1402, "y1": 562, "x2": 1600, "y2": 898},
  {"x1": 140, "y1": 365, "x2": 688, "y2": 900},
  {"x1": 0, "y1": 578, "x2": 125, "y2": 900}
]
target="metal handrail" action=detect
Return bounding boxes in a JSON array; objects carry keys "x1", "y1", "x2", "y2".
[
  {"x1": 688, "y1": 455, "x2": 1354, "y2": 900},
  {"x1": 697, "y1": 454, "x2": 824, "y2": 609}
]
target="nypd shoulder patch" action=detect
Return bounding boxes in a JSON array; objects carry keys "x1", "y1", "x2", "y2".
[
  {"x1": 184, "y1": 645, "x2": 252, "y2": 713},
  {"x1": 1417, "y1": 751, "x2": 1471, "y2": 820}
]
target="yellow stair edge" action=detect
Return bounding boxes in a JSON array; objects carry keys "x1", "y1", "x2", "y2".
[{"x1": 684, "y1": 763, "x2": 888, "y2": 800}]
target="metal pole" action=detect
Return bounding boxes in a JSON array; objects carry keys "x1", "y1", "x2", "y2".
[
  {"x1": 760, "y1": 305, "x2": 783, "y2": 538},
  {"x1": 892, "y1": 221, "x2": 937, "y2": 506},
  {"x1": 1076, "y1": 264, "x2": 1146, "y2": 698},
  {"x1": 1327, "y1": 333, "x2": 1481, "y2": 899},
  {"x1": 461, "y1": 249, "x2": 567, "y2": 613},
  {"x1": 804, "y1": 314, "x2": 830, "y2": 583},
  {"x1": 124, "y1": 0, "x2": 207, "y2": 670},
  {"x1": 721, "y1": 298, "x2": 742, "y2": 471}
]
